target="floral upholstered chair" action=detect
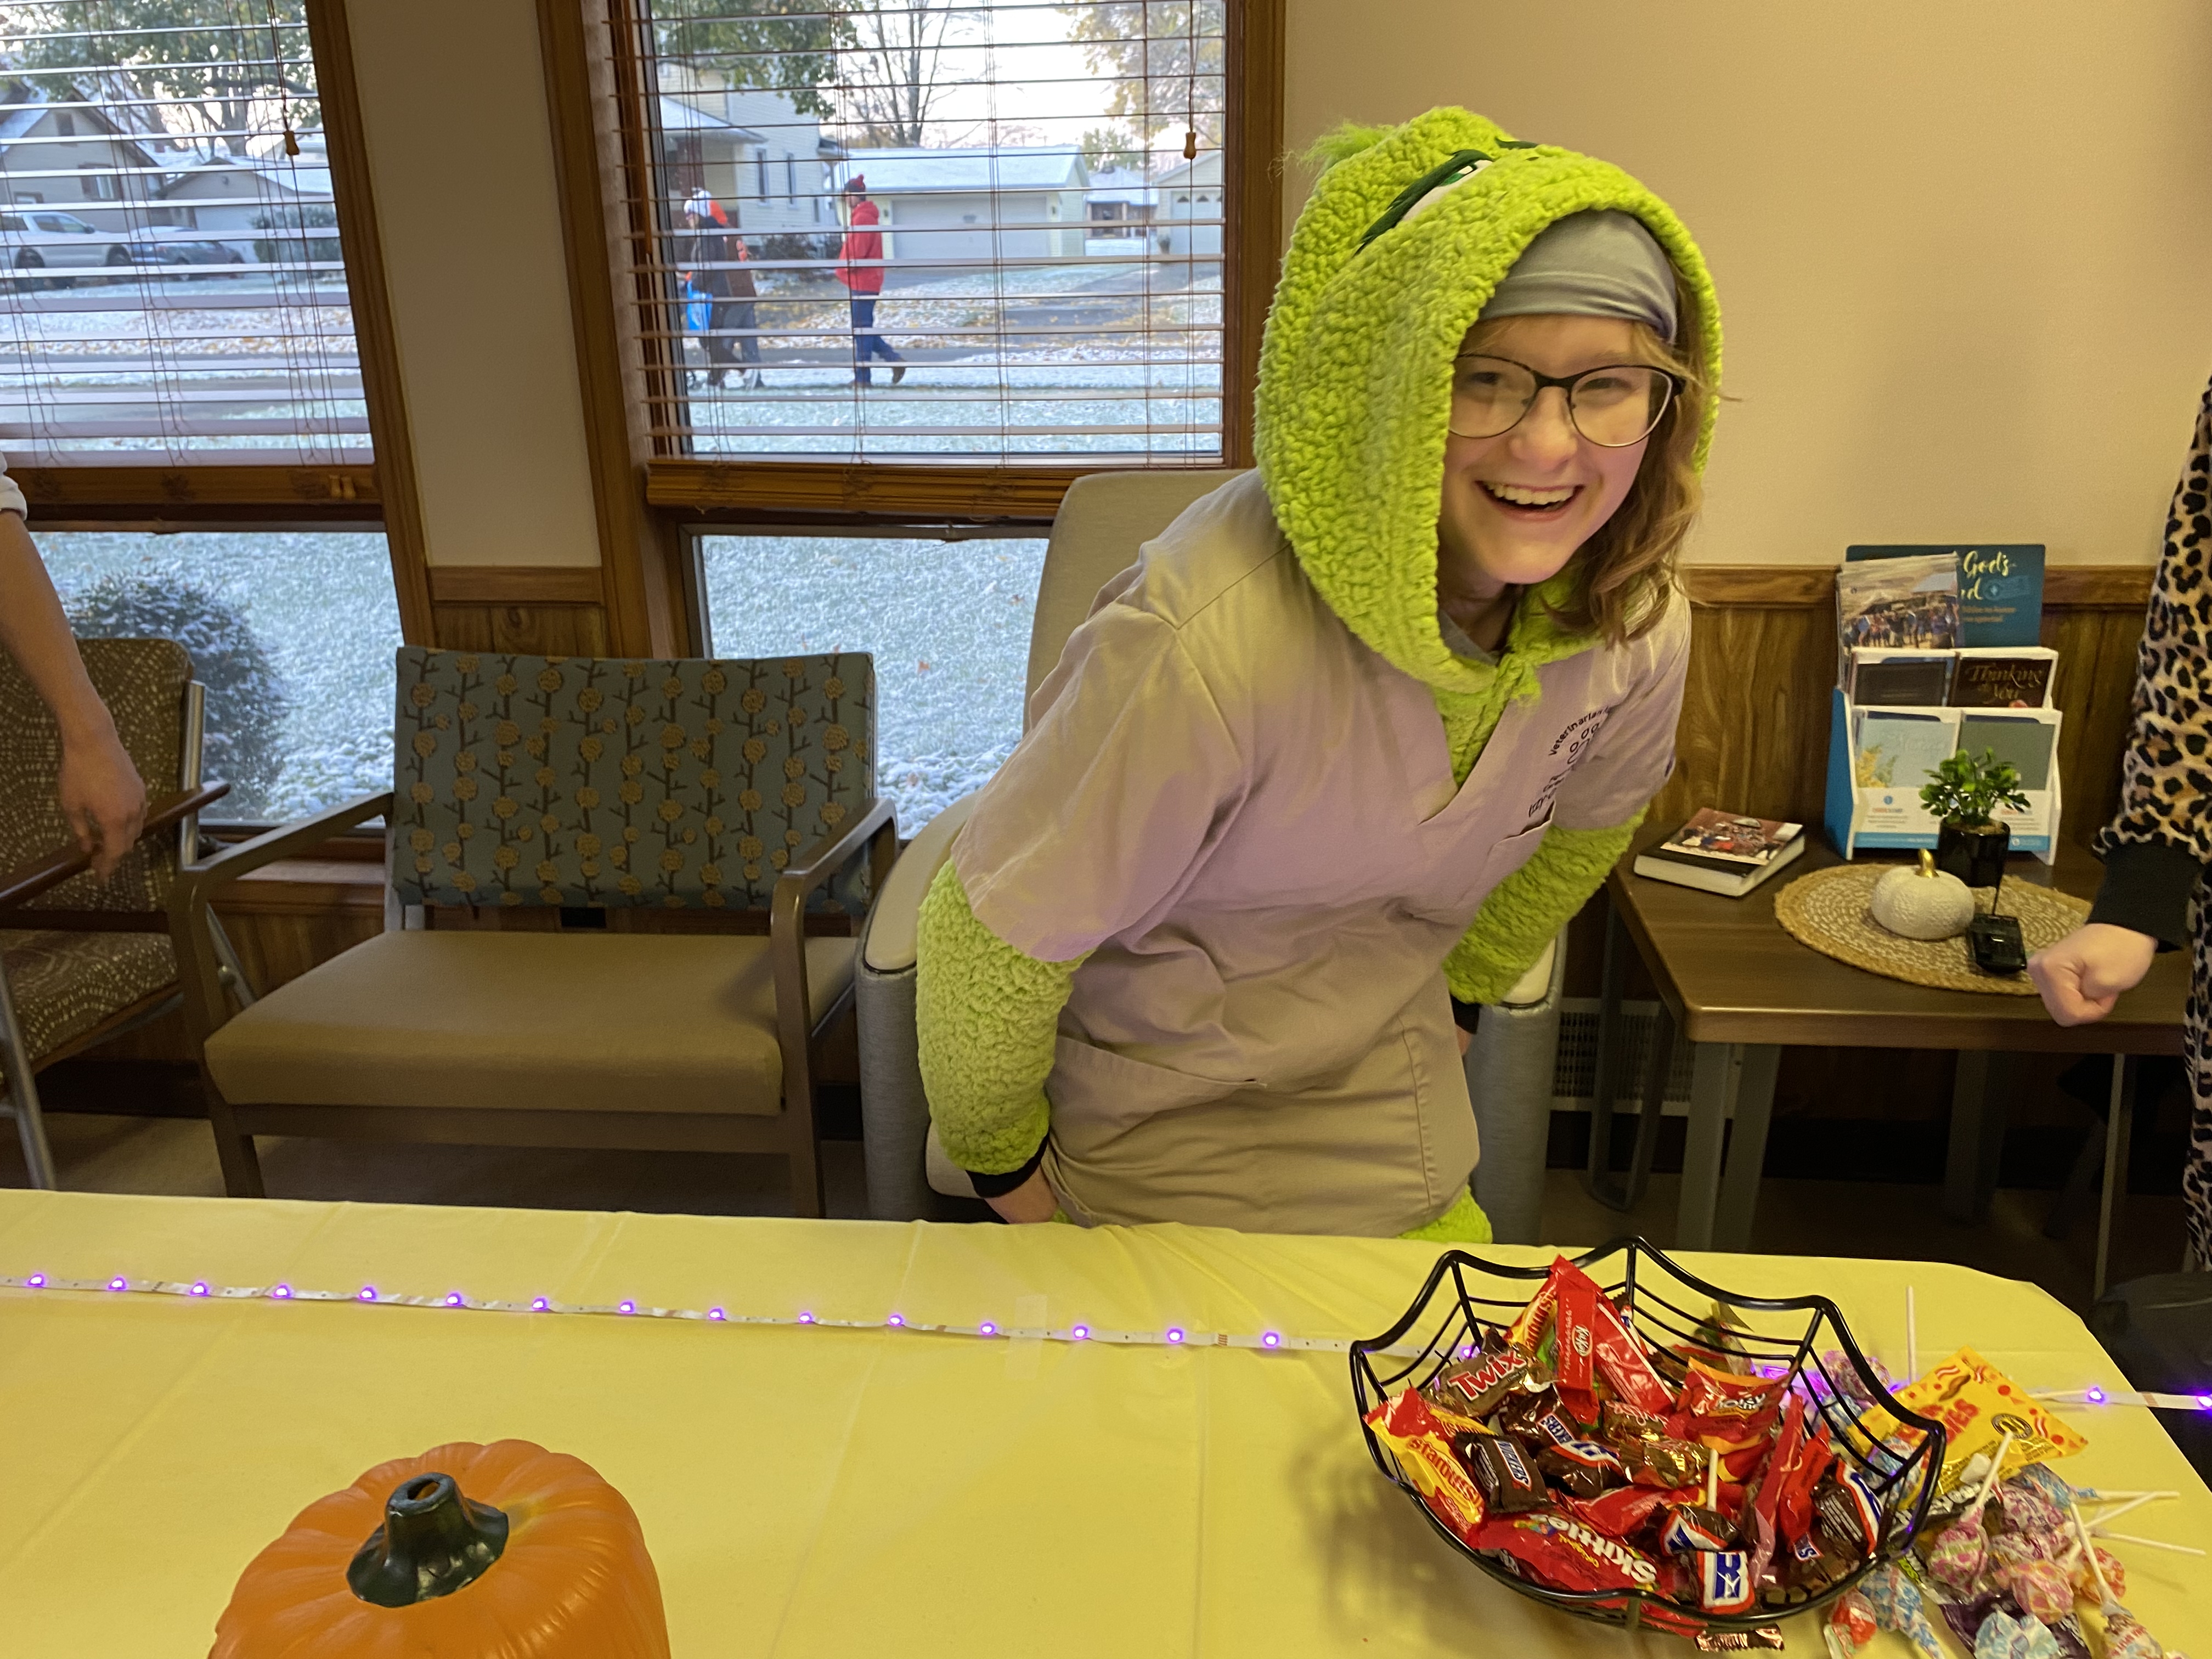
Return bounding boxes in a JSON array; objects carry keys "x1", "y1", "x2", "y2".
[
  {"x1": 1, "y1": 639, "x2": 233, "y2": 1188},
  {"x1": 172, "y1": 648, "x2": 894, "y2": 1215}
]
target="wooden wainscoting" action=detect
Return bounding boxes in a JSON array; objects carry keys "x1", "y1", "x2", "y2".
[
  {"x1": 426, "y1": 565, "x2": 612, "y2": 655},
  {"x1": 1656, "y1": 564, "x2": 2151, "y2": 849}
]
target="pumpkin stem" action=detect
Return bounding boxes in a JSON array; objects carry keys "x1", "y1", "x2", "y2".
[{"x1": 347, "y1": 1471, "x2": 511, "y2": 1608}]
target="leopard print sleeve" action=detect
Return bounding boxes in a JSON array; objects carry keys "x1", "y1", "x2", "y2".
[{"x1": 2089, "y1": 374, "x2": 2212, "y2": 948}]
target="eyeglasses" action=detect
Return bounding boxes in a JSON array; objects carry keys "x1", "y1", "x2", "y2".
[{"x1": 1449, "y1": 354, "x2": 1681, "y2": 447}]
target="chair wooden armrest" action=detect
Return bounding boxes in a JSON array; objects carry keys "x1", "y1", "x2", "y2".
[
  {"x1": 769, "y1": 796, "x2": 899, "y2": 1106},
  {"x1": 0, "y1": 783, "x2": 230, "y2": 915},
  {"x1": 167, "y1": 789, "x2": 394, "y2": 1047}
]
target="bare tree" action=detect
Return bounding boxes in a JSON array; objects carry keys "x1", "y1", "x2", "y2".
[
  {"x1": 835, "y1": 0, "x2": 970, "y2": 148},
  {"x1": 1061, "y1": 0, "x2": 1224, "y2": 159}
]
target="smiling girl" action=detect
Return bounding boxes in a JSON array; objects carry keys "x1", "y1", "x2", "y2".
[{"x1": 915, "y1": 109, "x2": 1720, "y2": 1238}]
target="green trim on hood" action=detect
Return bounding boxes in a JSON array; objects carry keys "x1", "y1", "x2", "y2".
[{"x1": 1257, "y1": 108, "x2": 1723, "y2": 699}]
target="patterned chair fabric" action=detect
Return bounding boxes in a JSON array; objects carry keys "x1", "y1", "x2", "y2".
[
  {"x1": 390, "y1": 648, "x2": 879, "y2": 913},
  {"x1": 0, "y1": 637, "x2": 190, "y2": 915},
  {"x1": 0, "y1": 930, "x2": 175, "y2": 1063}
]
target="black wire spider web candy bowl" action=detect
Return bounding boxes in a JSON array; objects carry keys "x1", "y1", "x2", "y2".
[{"x1": 1348, "y1": 1238, "x2": 1947, "y2": 1640}]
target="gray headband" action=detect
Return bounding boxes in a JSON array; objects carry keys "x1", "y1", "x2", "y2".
[{"x1": 1477, "y1": 210, "x2": 1678, "y2": 343}]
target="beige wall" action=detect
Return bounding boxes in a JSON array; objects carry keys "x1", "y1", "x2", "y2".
[
  {"x1": 1283, "y1": 1, "x2": 2212, "y2": 565},
  {"x1": 345, "y1": 0, "x2": 600, "y2": 568}
]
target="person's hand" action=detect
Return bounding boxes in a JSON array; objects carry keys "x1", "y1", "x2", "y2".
[
  {"x1": 1457, "y1": 1024, "x2": 1473, "y2": 1058},
  {"x1": 57, "y1": 721, "x2": 145, "y2": 882},
  {"x1": 2028, "y1": 923, "x2": 2158, "y2": 1027},
  {"x1": 985, "y1": 1165, "x2": 1059, "y2": 1224}
]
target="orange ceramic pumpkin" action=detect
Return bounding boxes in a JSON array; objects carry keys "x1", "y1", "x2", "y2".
[{"x1": 210, "y1": 1439, "x2": 669, "y2": 1658}]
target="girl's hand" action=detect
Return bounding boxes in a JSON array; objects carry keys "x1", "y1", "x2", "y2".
[
  {"x1": 58, "y1": 721, "x2": 145, "y2": 883},
  {"x1": 2028, "y1": 923, "x2": 2158, "y2": 1026},
  {"x1": 986, "y1": 1165, "x2": 1060, "y2": 1224}
]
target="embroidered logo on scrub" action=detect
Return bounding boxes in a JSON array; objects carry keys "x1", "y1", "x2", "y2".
[{"x1": 1522, "y1": 704, "x2": 1617, "y2": 824}]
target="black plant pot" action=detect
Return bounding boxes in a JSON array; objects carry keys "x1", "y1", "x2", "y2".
[{"x1": 1936, "y1": 819, "x2": 2010, "y2": 888}]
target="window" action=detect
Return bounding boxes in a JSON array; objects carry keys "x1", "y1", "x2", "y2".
[
  {"x1": 0, "y1": 3, "x2": 403, "y2": 830},
  {"x1": 0, "y1": 3, "x2": 368, "y2": 467},
  {"x1": 620, "y1": 0, "x2": 1229, "y2": 461},
  {"x1": 755, "y1": 147, "x2": 768, "y2": 200},
  {"x1": 38, "y1": 529, "x2": 402, "y2": 824},
  {"x1": 784, "y1": 150, "x2": 795, "y2": 205},
  {"x1": 698, "y1": 532, "x2": 1047, "y2": 831}
]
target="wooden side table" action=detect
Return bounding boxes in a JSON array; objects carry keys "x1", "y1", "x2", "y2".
[{"x1": 1589, "y1": 827, "x2": 2187, "y2": 1290}]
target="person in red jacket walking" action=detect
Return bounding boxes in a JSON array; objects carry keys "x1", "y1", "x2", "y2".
[{"x1": 836, "y1": 177, "x2": 905, "y2": 387}]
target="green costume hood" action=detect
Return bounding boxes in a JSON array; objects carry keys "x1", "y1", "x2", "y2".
[{"x1": 1255, "y1": 108, "x2": 1723, "y2": 698}]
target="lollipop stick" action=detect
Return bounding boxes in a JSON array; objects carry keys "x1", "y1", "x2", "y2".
[
  {"x1": 2079, "y1": 1491, "x2": 2163, "y2": 1531},
  {"x1": 2093, "y1": 1528, "x2": 2206, "y2": 1558},
  {"x1": 1706, "y1": 1441, "x2": 1720, "y2": 1512},
  {"x1": 2067, "y1": 1495, "x2": 2118, "y2": 1609},
  {"x1": 1970, "y1": 1430, "x2": 2016, "y2": 1513}
]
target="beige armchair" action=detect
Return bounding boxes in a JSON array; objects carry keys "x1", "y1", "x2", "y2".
[{"x1": 171, "y1": 647, "x2": 895, "y2": 1216}]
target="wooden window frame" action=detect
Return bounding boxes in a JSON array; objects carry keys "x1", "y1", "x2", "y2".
[
  {"x1": 538, "y1": 0, "x2": 1284, "y2": 654},
  {"x1": 12, "y1": 0, "x2": 434, "y2": 649}
]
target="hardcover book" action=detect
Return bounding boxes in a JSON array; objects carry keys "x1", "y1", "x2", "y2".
[
  {"x1": 1635, "y1": 809, "x2": 1806, "y2": 896},
  {"x1": 1846, "y1": 544, "x2": 2045, "y2": 647},
  {"x1": 1949, "y1": 648, "x2": 2056, "y2": 709}
]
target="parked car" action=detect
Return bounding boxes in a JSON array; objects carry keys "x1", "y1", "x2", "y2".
[
  {"x1": 0, "y1": 208, "x2": 128, "y2": 289},
  {"x1": 105, "y1": 239, "x2": 248, "y2": 279}
]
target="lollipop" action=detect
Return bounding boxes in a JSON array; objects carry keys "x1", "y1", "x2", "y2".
[
  {"x1": 1925, "y1": 1429, "x2": 2016, "y2": 1595},
  {"x1": 1973, "y1": 1608, "x2": 2066, "y2": 1659},
  {"x1": 1860, "y1": 1562, "x2": 1945, "y2": 1659},
  {"x1": 1992, "y1": 1557, "x2": 2074, "y2": 1626},
  {"x1": 1995, "y1": 1475, "x2": 2069, "y2": 1555},
  {"x1": 2066, "y1": 1495, "x2": 2163, "y2": 1659},
  {"x1": 2068, "y1": 1544, "x2": 2126, "y2": 1604}
]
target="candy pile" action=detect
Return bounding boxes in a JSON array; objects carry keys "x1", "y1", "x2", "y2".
[
  {"x1": 1362, "y1": 1255, "x2": 1892, "y2": 1643},
  {"x1": 1363, "y1": 1262, "x2": 2186, "y2": 1656},
  {"x1": 1821, "y1": 1347, "x2": 2181, "y2": 1659}
]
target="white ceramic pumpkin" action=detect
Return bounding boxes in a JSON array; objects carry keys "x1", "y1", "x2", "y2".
[{"x1": 1870, "y1": 850, "x2": 1977, "y2": 941}]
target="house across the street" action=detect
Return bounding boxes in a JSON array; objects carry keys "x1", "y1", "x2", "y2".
[
  {"x1": 1153, "y1": 149, "x2": 1223, "y2": 258},
  {"x1": 1085, "y1": 167, "x2": 1156, "y2": 240},
  {"x1": 655, "y1": 66, "x2": 840, "y2": 239}
]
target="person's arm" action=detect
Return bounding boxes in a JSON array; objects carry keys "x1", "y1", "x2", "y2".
[
  {"x1": 2032, "y1": 376, "x2": 2212, "y2": 1025},
  {"x1": 1444, "y1": 595, "x2": 1690, "y2": 1005},
  {"x1": 0, "y1": 505, "x2": 146, "y2": 881},
  {"x1": 916, "y1": 605, "x2": 1245, "y2": 1222}
]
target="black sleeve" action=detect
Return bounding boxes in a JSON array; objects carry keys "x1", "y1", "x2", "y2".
[
  {"x1": 2087, "y1": 838, "x2": 2205, "y2": 952},
  {"x1": 966, "y1": 1142, "x2": 1047, "y2": 1199}
]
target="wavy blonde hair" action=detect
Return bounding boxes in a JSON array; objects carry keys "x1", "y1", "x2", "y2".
[{"x1": 1461, "y1": 271, "x2": 1712, "y2": 645}]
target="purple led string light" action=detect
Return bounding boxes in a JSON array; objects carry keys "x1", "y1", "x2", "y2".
[{"x1": 1, "y1": 1273, "x2": 1344, "y2": 1357}]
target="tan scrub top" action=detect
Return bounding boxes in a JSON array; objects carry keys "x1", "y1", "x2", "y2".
[{"x1": 952, "y1": 471, "x2": 1689, "y2": 1234}]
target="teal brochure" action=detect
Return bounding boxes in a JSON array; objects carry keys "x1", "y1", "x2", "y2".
[{"x1": 1845, "y1": 545, "x2": 2045, "y2": 647}]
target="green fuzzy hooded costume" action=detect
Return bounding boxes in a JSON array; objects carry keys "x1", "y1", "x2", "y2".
[{"x1": 916, "y1": 108, "x2": 1721, "y2": 1239}]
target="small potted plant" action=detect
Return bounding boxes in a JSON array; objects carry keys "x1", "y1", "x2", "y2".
[{"x1": 1919, "y1": 747, "x2": 2029, "y2": 887}]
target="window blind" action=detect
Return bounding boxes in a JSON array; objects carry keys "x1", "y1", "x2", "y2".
[
  {"x1": 608, "y1": 0, "x2": 1228, "y2": 461},
  {"x1": 0, "y1": 1, "x2": 366, "y2": 467}
]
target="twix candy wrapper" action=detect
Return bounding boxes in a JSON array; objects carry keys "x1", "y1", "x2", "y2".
[
  {"x1": 1424, "y1": 1345, "x2": 1531, "y2": 1420},
  {"x1": 1891, "y1": 1346, "x2": 2087, "y2": 1492}
]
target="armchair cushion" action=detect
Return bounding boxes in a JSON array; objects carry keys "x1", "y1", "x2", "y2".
[
  {"x1": 2, "y1": 928, "x2": 175, "y2": 1063},
  {"x1": 203, "y1": 931, "x2": 854, "y2": 1115}
]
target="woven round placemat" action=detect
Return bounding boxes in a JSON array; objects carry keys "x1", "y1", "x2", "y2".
[{"x1": 1772, "y1": 864, "x2": 2089, "y2": 995}]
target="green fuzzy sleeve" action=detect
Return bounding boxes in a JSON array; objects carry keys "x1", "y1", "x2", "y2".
[
  {"x1": 1441, "y1": 816, "x2": 1642, "y2": 1005},
  {"x1": 915, "y1": 860, "x2": 1088, "y2": 1176}
]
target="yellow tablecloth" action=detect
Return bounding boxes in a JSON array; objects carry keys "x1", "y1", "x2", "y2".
[{"x1": 1, "y1": 1190, "x2": 2205, "y2": 1658}]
